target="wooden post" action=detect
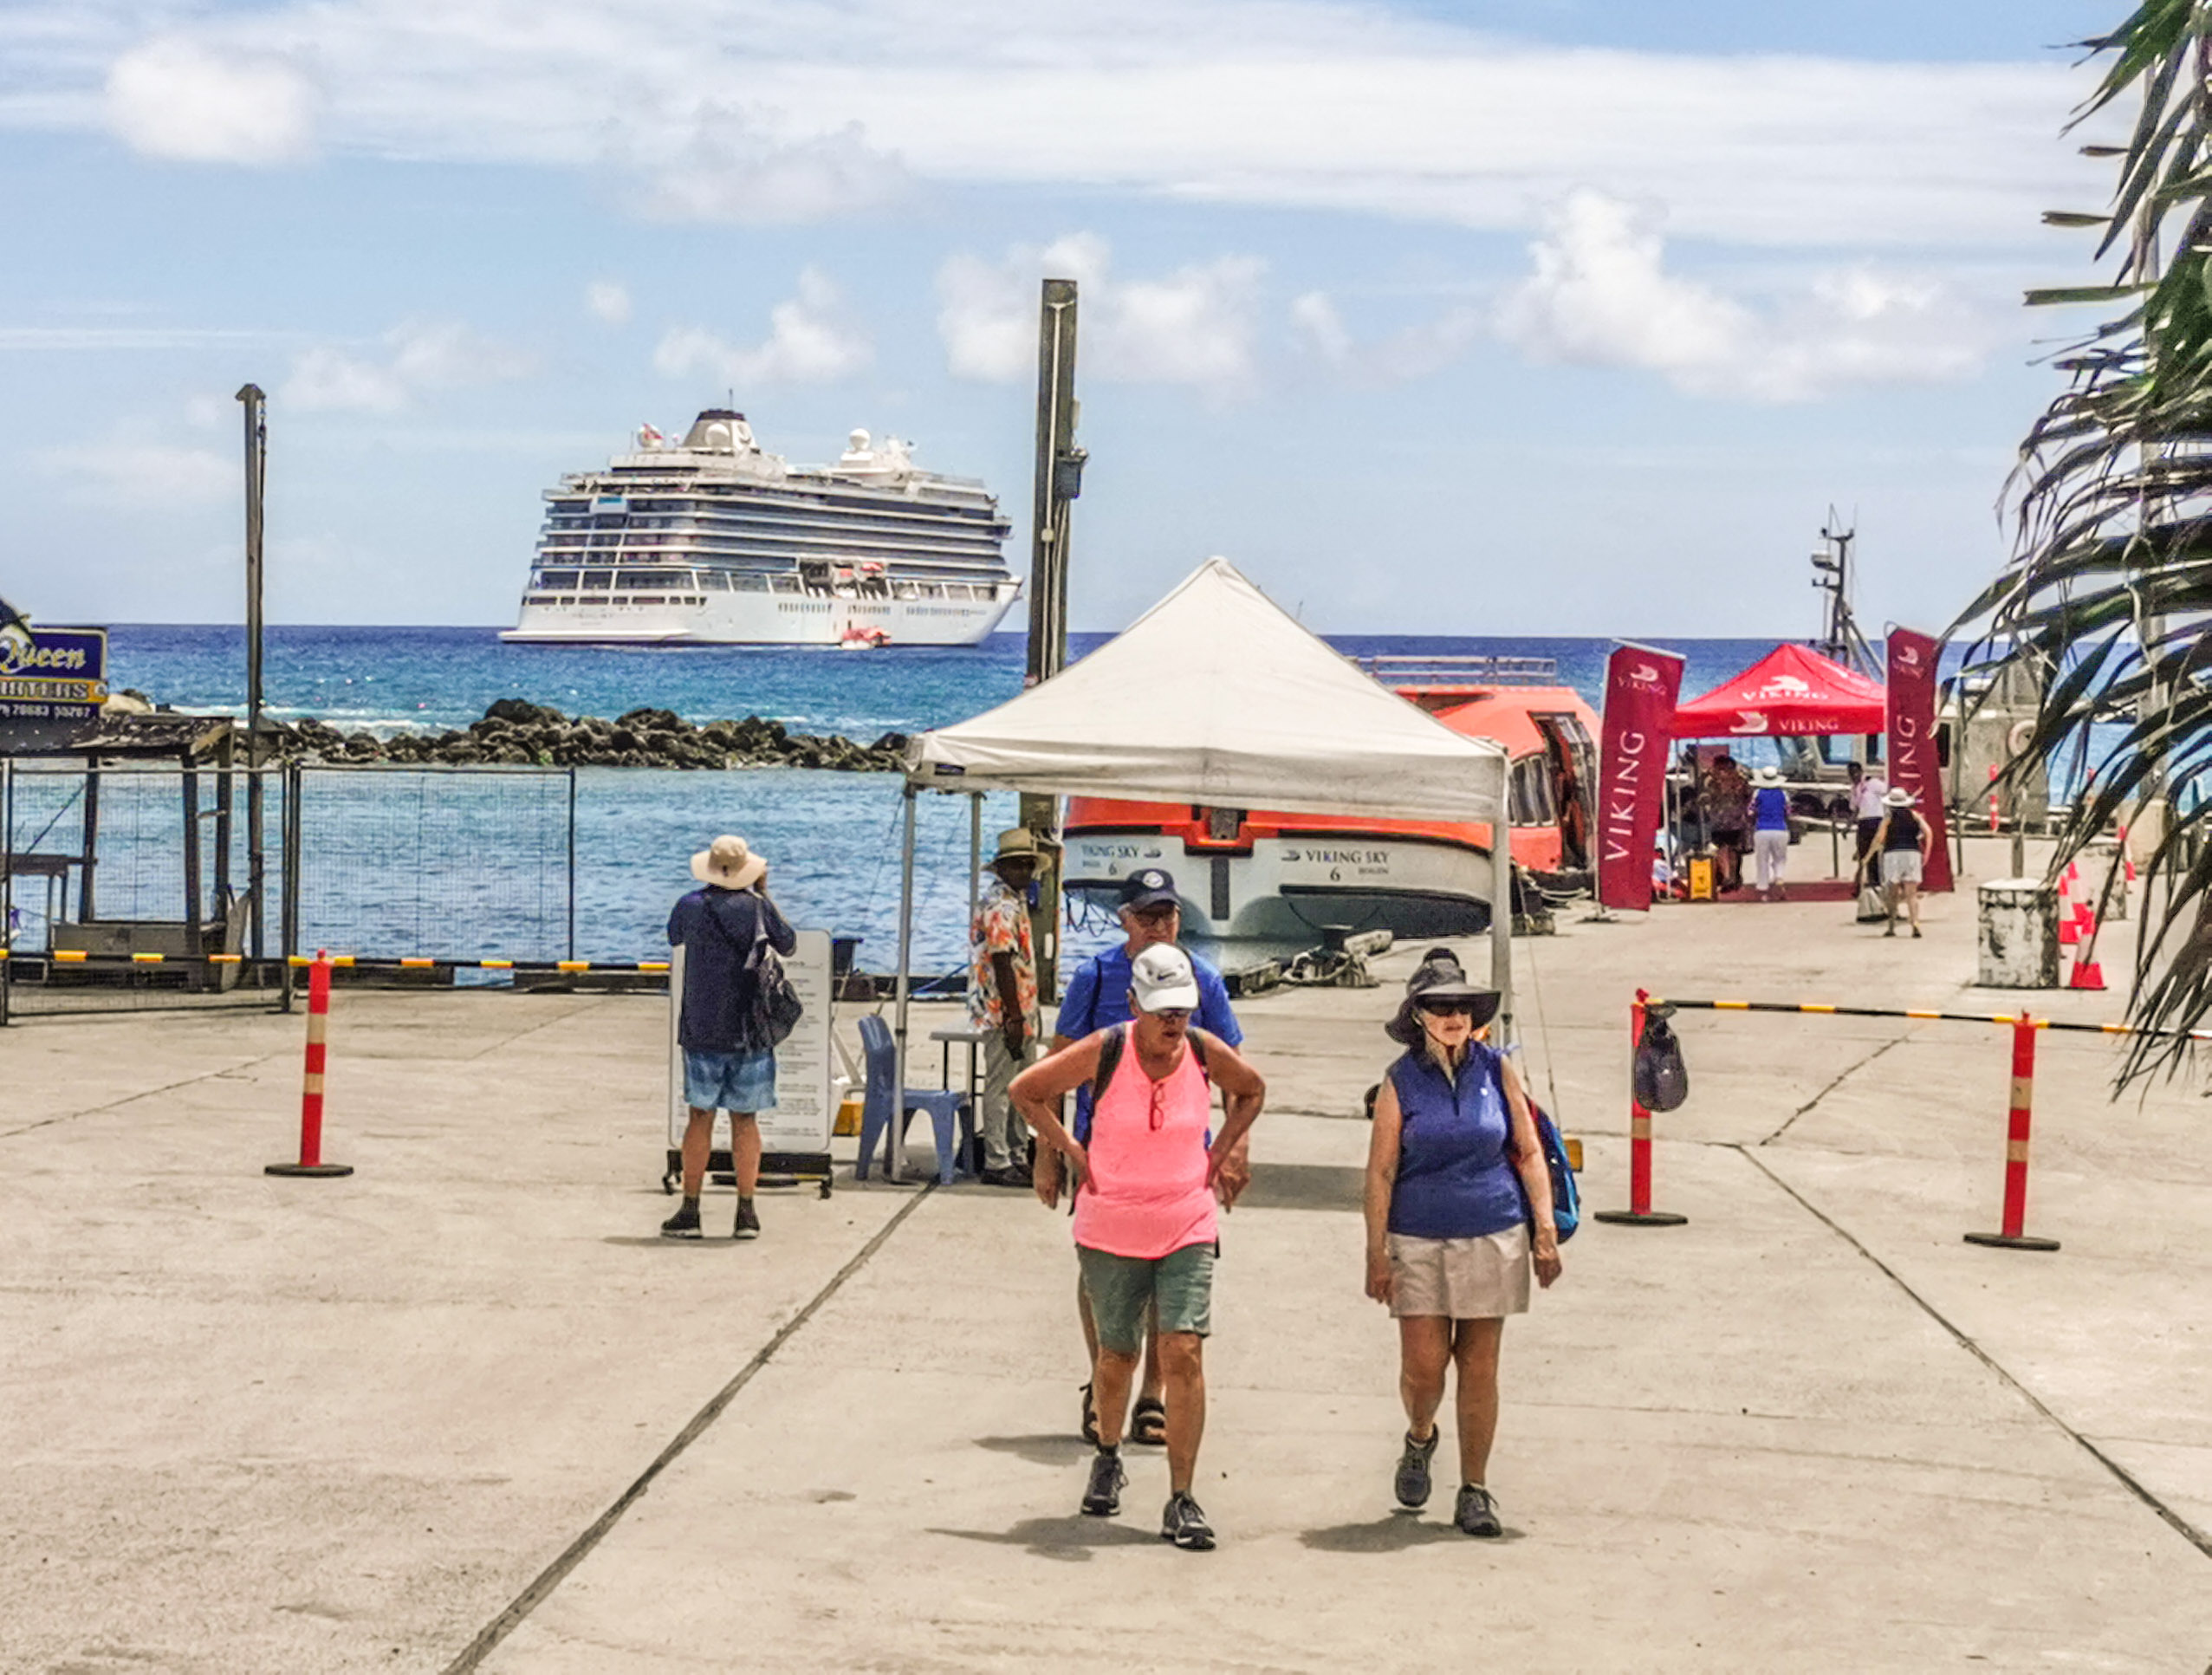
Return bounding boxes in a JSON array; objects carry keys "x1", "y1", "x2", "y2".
[{"x1": 1023, "y1": 276, "x2": 1082, "y2": 1001}]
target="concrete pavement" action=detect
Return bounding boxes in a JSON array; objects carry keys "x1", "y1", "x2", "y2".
[{"x1": 3, "y1": 830, "x2": 2209, "y2": 1672}]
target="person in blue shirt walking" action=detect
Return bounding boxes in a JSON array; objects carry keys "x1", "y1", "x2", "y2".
[
  {"x1": 1749, "y1": 764, "x2": 1793, "y2": 902},
  {"x1": 1364, "y1": 947, "x2": 1561, "y2": 1537},
  {"x1": 1043, "y1": 867, "x2": 1246, "y2": 1447}
]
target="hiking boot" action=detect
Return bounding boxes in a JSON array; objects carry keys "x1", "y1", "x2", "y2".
[
  {"x1": 1080, "y1": 1450, "x2": 1125, "y2": 1518},
  {"x1": 659, "y1": 1204, "x2": 702, "y2": 1240},
  {"x1": 1394, "y1": 1428, "x2": 1439, "y2": 1509},
  {"x1": 1160, "y1": 1491, "x2": 1216, "y2": 1551},
  {"x1": 1454, "y1": 1483, "x2": 1502, "y2": 1538},
  {"x1": 733, "y1": 1199, "x2": 761, "y2": 1241}
]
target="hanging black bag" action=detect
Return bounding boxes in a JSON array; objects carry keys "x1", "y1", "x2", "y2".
[
  {"x1": 1632, "y1": 1004, "x2": 1689, "y2": 1112},
  {"x1": 745, "y1": 908, "x2": 804, "y2": 1049}
]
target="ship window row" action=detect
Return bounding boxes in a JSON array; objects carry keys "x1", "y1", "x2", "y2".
[
  {"x1": 529, "y1": 566, "x2": 1004, "y2": 601},
  {"x1": 545, "y1": 505, "x2": 1007, "y2": 544}
]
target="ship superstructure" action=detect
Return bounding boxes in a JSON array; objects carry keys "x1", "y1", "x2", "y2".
[{"x1": 502, "y1": 410, "x2": 1020, "y2": 646}]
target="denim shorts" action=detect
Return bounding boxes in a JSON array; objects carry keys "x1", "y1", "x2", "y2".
[
  {"x1": 1077, "y1": 1242, "x2": 1215, "y2": 1354},
  {"x1": 683, "y1": 1048, "x2": 777, "y2": 1113}
]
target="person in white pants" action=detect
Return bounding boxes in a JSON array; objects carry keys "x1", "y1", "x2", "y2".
[{"x1": 1750, "y1": 765, "x2": 1792, "y2": 900}]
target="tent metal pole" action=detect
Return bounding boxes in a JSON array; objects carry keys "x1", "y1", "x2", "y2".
[
  {"x1": 1489, "y1": 795, "x2": 1514, "y2": 1026},
  {"x1": 890, "y1": 782, "x2": 919, "y2": 1185},
  {"x1": 969, "y1": 794, "x2": 983, "y2": 917}
]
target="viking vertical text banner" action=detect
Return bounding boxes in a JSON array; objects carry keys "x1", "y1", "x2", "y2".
[{"x1": 1598, "y1": 643, "x2": 1685, "y2": 912}]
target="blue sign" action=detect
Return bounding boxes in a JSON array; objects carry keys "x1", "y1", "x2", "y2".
[{"x1": 0, "y1": 625, "x2": 108, "y2": 740}]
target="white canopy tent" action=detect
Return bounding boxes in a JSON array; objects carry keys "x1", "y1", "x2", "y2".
[{"x1": 882, "y1": 558, "x2": 1513, "y2": 1178}]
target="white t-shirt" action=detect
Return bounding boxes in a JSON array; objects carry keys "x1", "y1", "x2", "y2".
[{"x1": 1850, "y1": 776, "x2": 1889, "y2": 821}]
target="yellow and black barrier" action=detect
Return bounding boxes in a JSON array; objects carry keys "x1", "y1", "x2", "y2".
[
  {"x1": 5, "y1": 951, "x2": 671, "y2": 975},
  {"x1": 1644, "y1": 996, "x2": 2212, "y2": 1043}
]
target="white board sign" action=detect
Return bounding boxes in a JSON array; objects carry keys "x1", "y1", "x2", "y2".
[{"x1": 668, "y1": 929, "x2": 835, "y2": 1155}]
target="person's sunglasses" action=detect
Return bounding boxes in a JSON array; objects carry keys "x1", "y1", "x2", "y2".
[
  {"x1": 1416, "y1": 997, "x2": 1476, "y2": 1016},
  {"x1": 1129, "y1": 902, "x2": 1178, "y2": 922},
  {"x1": 1149, "y1": 1007, "x2": 1193, "y2": 1024}
]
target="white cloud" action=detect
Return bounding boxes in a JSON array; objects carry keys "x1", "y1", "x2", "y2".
[
  {"x1": 1495, "y1": 190, "x2": 1995, "y2": 402},
  {"x1": 103, "y1": 36, "x2": 317, "y2": 164},
  {"x1": 1290, "y1": 289, "x2": 1486, "y2": 385},
  {"x1": 282, "y1": 319, "x2": 536, "y2": 412},
  {"x1": 937, "y1": 234, "x2": 1263, "y2": 394},
  {"x1": 34, "y1": 442, "x2": 234, "y2": 508},
  {"x1": 621, "y1": 107, "x2": 908, "y2": 224},
  {"x1": 7, "y1": 1, "x2": 2093, "y2": 249},
  {"x1": 653, "y1": 269, "x2": 871, "y2": 386},
  {"x1": 585, "y1": 281, "x2": 632, "y2": 325}
]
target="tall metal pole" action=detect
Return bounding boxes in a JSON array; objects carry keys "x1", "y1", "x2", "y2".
[
  {"x1": 237, "y1": 384, "x2": 268, "y2": 969},
  {"x1": 1022, "y1": 278, "x2": 1083, "y2": 1000},
  {"x1": 890, "y1": 782, "x2": 918, "y2": 1185}
]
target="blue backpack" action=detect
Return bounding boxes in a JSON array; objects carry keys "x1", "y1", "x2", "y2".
[{"x1": 1515, "y1": 1088, "x2": 1580, "y2": 1243}]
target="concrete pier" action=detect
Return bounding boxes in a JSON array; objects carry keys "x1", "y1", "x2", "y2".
[{"x1": 3, "y1": 833, "x2": 2208, "y2": 1670}]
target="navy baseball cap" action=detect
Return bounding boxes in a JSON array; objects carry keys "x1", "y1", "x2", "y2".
[{"x1": 1118, "y1": 867, "x2": 1180, "y2": 912}]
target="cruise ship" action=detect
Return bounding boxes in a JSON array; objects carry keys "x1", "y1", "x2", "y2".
[{"x1": 501, "y1": 410, "x2": 1021, "y2": 646}]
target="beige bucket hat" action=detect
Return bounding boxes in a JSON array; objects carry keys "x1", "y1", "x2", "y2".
[{"x1": 691, "y1": 834, "x2": 768, "y2": 890}]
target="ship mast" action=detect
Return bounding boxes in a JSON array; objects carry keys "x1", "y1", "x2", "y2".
[{"x1": 1809, "y1": 510, "x2": 1878, "y2": 675}]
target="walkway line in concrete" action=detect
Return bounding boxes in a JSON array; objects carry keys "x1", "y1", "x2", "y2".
[
  {"x1": 437, "y1": 1182, "x2": 937, "y2": 1674},
  {"x1": 1731, "y1": 1143, "x2": 2212, "y2": 1562},
  {"x1": 0, "y1": 1054, "x2": 285, "y2": 1142},
  {"x1": 1759, "y1": 1031, "x2": 1910, "y2": 1146}
]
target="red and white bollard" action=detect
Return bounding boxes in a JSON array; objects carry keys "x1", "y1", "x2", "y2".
[
  {"x1": 266, "y1": 951, "x2": 354, "y2": 1178},
  {"x1": 1964, "y1": 1012, "x2": 2057, "y2": 1251},
  {"x1": 1596, "y1": 989, "x2": 1688, "y2": 1228},
  {"x1": 1987, "y1": 764, "x2": 2000, "y2": 833}
]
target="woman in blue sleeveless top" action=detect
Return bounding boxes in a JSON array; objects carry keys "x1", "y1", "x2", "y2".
[{"x1": 1363, "y1": 947, "x2": 1563, "y2": 1537}]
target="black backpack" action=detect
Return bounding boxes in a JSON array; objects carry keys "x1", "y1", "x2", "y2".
[{"x1": 1091, "y1": 1022, "x2": 1211, "y2": 1099}]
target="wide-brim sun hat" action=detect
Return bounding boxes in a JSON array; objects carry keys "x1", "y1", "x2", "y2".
[
  {"x1": 1755, "y1": 765, "x2": 1784, "y2": 786},
  {"x1": 692, "y1": 834, "x2": 767, "y2": 890},
  {"x1": 1883, "y1": 787, "x2": 1917, "y2": 808},
  {"x1": 1386, "y1": 945, "x2": 1502, "y2": 1043},
  {"x1": 991, "y1": 827, "x2": 1041, "y2": 866}
]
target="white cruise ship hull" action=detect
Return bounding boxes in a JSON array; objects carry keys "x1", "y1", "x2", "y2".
[{"x1": 501, "y1": 585, "x2": 1020, "y2": 647}]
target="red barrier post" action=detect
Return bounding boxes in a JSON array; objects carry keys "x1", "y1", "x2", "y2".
[
  {"x1": 1964, "y1": 1012, "x2": 2056, "y2": 1251},
  {"x1": 266, "y1": 951, "x2": 354, "y2": 1178},
  {"x1": 1596, "y1": 988, "x2": 1688, "y2": 1228}
]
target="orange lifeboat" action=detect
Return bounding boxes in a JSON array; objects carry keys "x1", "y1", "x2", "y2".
[{"x1": 1061, "y1": 658, "x2": 1598, "y2": 944}]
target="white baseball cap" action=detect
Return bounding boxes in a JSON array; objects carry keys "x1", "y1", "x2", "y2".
[{"x1": 1130, "y1": 944, "x2": 1200, "y2": 1012}]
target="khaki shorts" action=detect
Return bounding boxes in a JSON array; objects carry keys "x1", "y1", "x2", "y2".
[{"x1": 1387, "y1": 1224, "x2": 1531, "y2": 1320}]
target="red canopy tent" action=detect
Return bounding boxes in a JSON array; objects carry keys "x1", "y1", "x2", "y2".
[{"x1": 1670, "y1": 644, "x2": 1885, "y2": 738}]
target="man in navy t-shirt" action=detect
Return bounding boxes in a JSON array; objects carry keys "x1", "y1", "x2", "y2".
[{"x1": 1045, "y1": 867, "x2": 1245, "y2": 1448}]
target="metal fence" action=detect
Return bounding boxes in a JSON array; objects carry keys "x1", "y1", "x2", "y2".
[{"x1": 1, "y1": 763, "x2": 576, "y2": 1021}]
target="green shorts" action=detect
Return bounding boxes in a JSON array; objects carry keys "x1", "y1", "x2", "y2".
[{"x1": 1077, "y1": 1241, "x2": 1215, "y2": 1354}]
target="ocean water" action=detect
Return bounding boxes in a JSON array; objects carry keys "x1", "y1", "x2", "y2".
[{"x1": 28, "y1": 627, "x2": 1832, "y2": 972}]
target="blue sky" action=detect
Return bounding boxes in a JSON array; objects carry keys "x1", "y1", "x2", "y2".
[{"x1": 0, "y1": 0, "x2": 2131, "y2": 635}]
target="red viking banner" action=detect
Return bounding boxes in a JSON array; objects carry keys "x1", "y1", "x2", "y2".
[
  {"x1": 1598, "y1": 644, "x2": 1685, "y2": 912},
  {"x1": 1885, "y1": 628, "x2": 1953, "y2": 893}
]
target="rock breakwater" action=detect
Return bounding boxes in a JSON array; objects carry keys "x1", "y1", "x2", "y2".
[{"x1": 286, "y1": 700, "x2": 910, "y2": 771}]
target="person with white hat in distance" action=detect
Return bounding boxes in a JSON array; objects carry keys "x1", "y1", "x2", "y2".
[
  {"x1": 1871, "y1": 787, "x2": 1932, "y2": 938},
  {"x1": 1749, "y1": 764, "x2": 1793, "y2": 902},
  {"x1": 970, "y1": 828, "x2": 1044, "y2": 1185},
  {"x1": 662, "y1": 834, "x2": 796, "y2": 1240},
  {"x1": 1013, "y1": 944, "x2": 1267, "y2": 1550}
]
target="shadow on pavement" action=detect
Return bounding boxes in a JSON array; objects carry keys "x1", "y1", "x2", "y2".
[
  {"x1": 598, "y1": 1235, "x2": 745, "y2": 1250},
  {"x1": 931, "y1": 1516, "x2": 1162, "y2": 1561},
  {"x1": 973, "y1": 1433, "x2": 1094, "y2": 1467},
  {"x1": 1300, "y1": 1510, "x2": 1523, "y2": 1551},
  {"x1": 1235, "y1": 1163, "x2": 1365, "y2": 1212}
]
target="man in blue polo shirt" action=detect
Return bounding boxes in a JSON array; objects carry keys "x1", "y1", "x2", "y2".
[{"x1": 1043, "y1": 867, "x2": 1245, "y2": 1448}]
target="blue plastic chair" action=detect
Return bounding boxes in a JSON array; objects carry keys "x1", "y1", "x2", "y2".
[{"x1": 853, "y1": 1013, "x2": 975, "y2": 1185}]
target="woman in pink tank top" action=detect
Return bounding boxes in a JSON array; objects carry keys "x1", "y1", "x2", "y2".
[{"x1": 1014, "y1": 944, "x2": 1267, "y2": 1551}]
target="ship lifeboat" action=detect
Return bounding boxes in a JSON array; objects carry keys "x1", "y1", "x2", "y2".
[
  {"x1": 839, "y1": 625, "x2": 892, "y2": 650},
  {"x1": 1061, "y1": 659, "x2": 1598, "y2": 949}
]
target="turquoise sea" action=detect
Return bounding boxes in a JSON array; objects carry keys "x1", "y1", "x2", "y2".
[{"x1": 10, "y1": 627, "x2": 1822, "y2": 974}]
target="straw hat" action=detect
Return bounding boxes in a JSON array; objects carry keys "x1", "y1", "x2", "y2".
[
  {"x1": 1385, "y1": 946, "x2": 1502, "y2": 1043},
  {"x1": 691, "y1": 834, "x2": 767, "y2": 890},
  {"x1": 991, "y1": 827, "x2": 1041, "y2": 867}
]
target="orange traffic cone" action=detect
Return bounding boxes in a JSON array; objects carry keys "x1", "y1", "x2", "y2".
[{"x1": 2069, "y1": 957, "x2": 2106, "y2": 990}]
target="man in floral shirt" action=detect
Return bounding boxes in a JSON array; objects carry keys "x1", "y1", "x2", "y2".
[{"x1": 970, "y1": 828, "x2": 1041, "y2": 1185}]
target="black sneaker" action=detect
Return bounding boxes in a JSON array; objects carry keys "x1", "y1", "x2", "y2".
[
  {"x1": 1454, "y1": 1483, "x2": 1502, "y2": 1538},
  {"x1": 1160, "y1": 1491, "x2": 1216, "y2": 1550},
  {"x1": 1394, "y1": 1428, "x2": 1439, "y2": 1509},
  {"x1": 659, "y1": 1204, "x2": 702, "y2": 1240},
  {"x1": 733, "y1": 1199, "x2": 761, "y2": 1241},
  {"x1": 1080, "y1": 1450, "x2": 1125, "y2": 1517}
]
